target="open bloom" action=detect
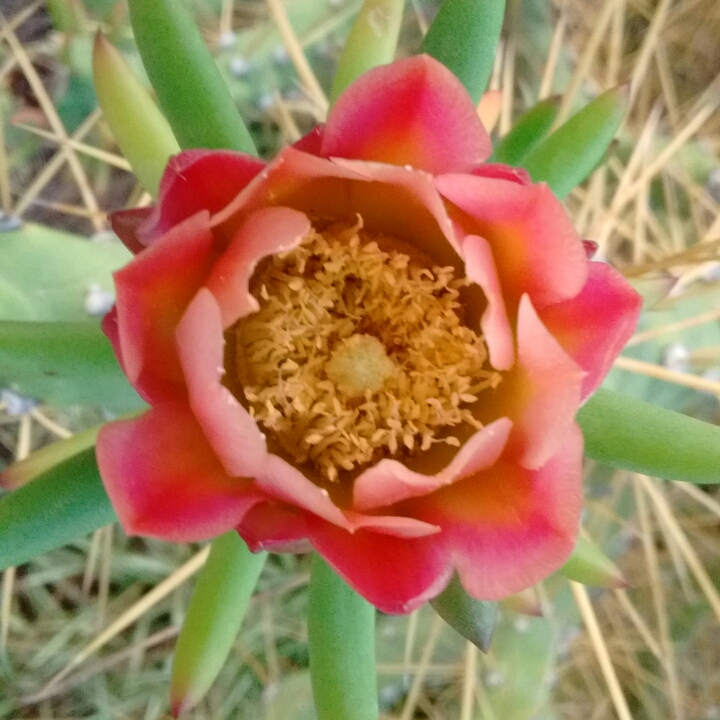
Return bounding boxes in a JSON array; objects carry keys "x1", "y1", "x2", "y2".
[{"x1": 97, "y1": 55, "x2": 641, "y2": 613}]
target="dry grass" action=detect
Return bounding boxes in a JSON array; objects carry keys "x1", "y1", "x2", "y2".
[{"x1": 1, "y1": 1, "x2": 719, "y2": 718}]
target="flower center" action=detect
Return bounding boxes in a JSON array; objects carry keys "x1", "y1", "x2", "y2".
[{"x1": 229, "y1": 218, "x2": 501, "y2": 482}]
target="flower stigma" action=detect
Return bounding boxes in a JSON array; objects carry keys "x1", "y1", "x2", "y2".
[{"x1": 229, "y1": 217, "x2": 502, "y2": 483}]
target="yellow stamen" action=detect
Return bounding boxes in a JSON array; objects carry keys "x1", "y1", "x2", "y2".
[{"x1": 230, "y1": 217, "x2": 501, "y2": 482}]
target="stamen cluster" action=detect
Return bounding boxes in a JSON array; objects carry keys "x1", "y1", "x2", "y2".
[{"x1": 231, "y1": 219, "x2": 501, "y2": 482}]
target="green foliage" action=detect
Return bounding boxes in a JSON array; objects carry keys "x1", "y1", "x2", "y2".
[
  {"x1": 0, "y1": 321, "x2": 142, "y2": 410},
  {"x1": 605, "y1": 287, "x2": 720, "y2": 416},
  {"x1": 0, "y1": 448, "x2": 116, "y2": 571},
  {"x1": 483, "y1": 608, "x2": 559, "y2": 719},
  {"x1": 430, "y1": 574, "x2": 498, "y2": 651},
  {"x1": 127, "y1": 0, "x2": 256, "y2": 154},
  {"x1": 492, "y1": 97, "x2": 560, "y2": 165},
  {"x1": 0, "y1": 222, "x2": 129, "y2": 322},
  {"x1": 579, "y1": 388, "x2": 720, "y2": 483},
  {"x1": 330, "y1": 0, "x2": 404, "y2": 103},
  {"x1": 171, "y1": 533, "x2": 267, "y2": 715},
  {"x1": 422, "y1": 0, "x2": 506, "y2": 103},
  {"x1": 559, "y1": 535, "x2": 626, "y2": 587},
  {"x1": 523, "y1": 86, "x2": 628, "y2": 198},
  {"x1": 308, "y1": 556, "x2": 378, "y2": 720},
  {"x1": 93, "y1": 33, "x2": 180, "y2": 196}
]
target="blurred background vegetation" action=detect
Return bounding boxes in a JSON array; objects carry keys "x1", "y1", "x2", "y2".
[{"x1": 0, "y1": 0, "x2": 719, "y2": 718}]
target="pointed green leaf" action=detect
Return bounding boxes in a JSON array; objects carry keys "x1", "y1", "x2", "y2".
[
  {"x1": 171, "y1": 532, "x2": 266, "y2": 716},
  {"x1": 483, "y1": 609, "x2": 558, "y2": 719},
  {"x1": 492, "y1": 97, "x2": 560, "y2": 166},
  {"x1": 1, "y1": 424, "x2": 103, "y2": 491},
  {"x1": 578, "y1": 388, "x2": 720, "y2": 483},
  {"x1": 93, "y1": 33, "x2": 179, "y2": 196},
  {"x1": 430, "y1": 573, "x2": 498, "y2": 651},
  {"x1": 308, "y1": 555, "x2": 378, "y2": 720},
  {"x1": 330, "y1": 0, "x2": 404, "y2": 103},
  {"x1": 559, "y1": 535, "x2": 627, "y2": 588},
  {"x1": 127, "y1": 0, "x2": 256, "y2": 154},
  {"x1": 0, "y1": 321, "x2": 143, "y2": 411},
  {"x1": 522, "y1": 86, "x2": 628, "y2": 198},
  {"x1": 0, "y1": 448, "x2": 116, "y2": 571},
  {"x1": 421, "y1": 0, "x2": 506, "y2": 103}
]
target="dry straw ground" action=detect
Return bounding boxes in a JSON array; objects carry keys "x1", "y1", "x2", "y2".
[{"x1": 0, "y1": 0, "x2": 719, "y2": 718}]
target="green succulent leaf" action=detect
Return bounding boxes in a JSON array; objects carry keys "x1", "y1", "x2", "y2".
[
  {"x1": 483, "y1": 609, "x2": 558, "y2": 720},
  {"x1": 127, "y1": 0, "x2": 256, "y2": 154},
  {"x1": 559, "y1": 535, "x2": 626, "y2": 588},
  {"x1": 0, "y1": 423, "x2": 106, "y2": 491},
  {"x1": 171, "y1": 532, "x2": 267, "y2": 716},
  {"x1": 430, "y1": 573, "x2": 498, "y2": 652},
  {"x1": 0, "y1": 447, "x2": 116, "y2": 571},
  {"x1": 421, "y1": 0, "x2": 506, "y2": 103},
  {"x1": 0, "y1": 320, "x2": 142, "y2": 411},
  {"x1": 308, "y1": 555, "x2": 378, "y2": 720},
  {"x1": 92, "y1": 33, "x2": 180, "y2": 196},
  {"x1": 579, "y1": 388, "x2": 720, "y2": 484},
  {"x1": 0, "y1": 222, "x2": 130, "y2": 322},
  {"x1": 492, "y1": 97, "x2": 560, "y2": 166},
  {"x1": 522, "y1": 86, "x2": 628, "y2": 198},
  {"x1": 331, "y1": 0, "x2": 404, "y2": 103}
]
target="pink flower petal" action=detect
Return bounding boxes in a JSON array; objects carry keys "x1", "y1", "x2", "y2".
[
  {"x1": 321, "y1": 55, "x2": 492, "y2": 174},
  {"x1": 353, "y1": 418, "x2": 512, "y2": 511},
  {"x1": 308, "y1": 518, "x2": 452, "y2": 614},
  {"x1": 101, "y1": 307, "x2": 126, "y2": 375},
  {"x1": 470, "y1": 164, "x2": 531, "y2": 185},
  {"x1": 205, "y1": 207, "x2": 310, "y2": 327},
  {"x1": 292, "y1": 125, "x2": 324, "y2": 155},
  {"x1": 96, "y1": 404, "x2": 265, "y2": 542},
  {"x1": 344, "y1": 513, "x2": 440, "y2": 538},
  {"x1": 137, "y1": 150, "x2": 265, "y2": 246},
  {"x1": 209, "y1": 148, "x2": 364, "y2": 239},
  {"x1": 237, "y1": 502, "x2": 311, "y2": 553},
  {"x1": 212, "y1": 149, "x2": 465, "y2": 269},
  {"x1": 110, "y1": 207, "x2": 153, "y2": 254},
  {"x1": 436, "y1": 173, "x2": 588, "y2": 314},
  {"x1": 540, "y1": 261, "x2": 642, "y2": 400},
  {"x1": 175, "y1": 288, "x2": 267, "y2": 478},
  {"x1": 113, "y1": 211, "x2": 216, "y2": 403},
  {"x1": 508, "y1": 295, "x2": 585, "y2": 469},
  {"x1": 258, "y1": 455, "x2": 352, "y2": 528},
  {"x1": 176, "y1": 288, "x2": 350, "y2": 530},
  {"x1": 408, "y1": 423, "x2": 584, "y2": 601},
  {"x1": 329, "y1": 158, "x2": 464, "y2": 261},
  {"x1": 462, "y1": 233, "x2": 514, "y2": 370}
]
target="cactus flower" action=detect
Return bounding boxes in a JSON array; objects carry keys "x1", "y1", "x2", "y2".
[{"x1": 97, "y1": 55, "x2": 641, "y2": 613}]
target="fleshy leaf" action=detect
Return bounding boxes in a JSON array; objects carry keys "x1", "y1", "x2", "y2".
[
  {"x1": 0, "y1": 320, "x2": 143, "y2": 411},
  {"x1": 170, "y1": 532, "x2": 266, "y2": 716},
  {"x1": 483, "y1": 608, "x2": 558, "y2": 719},
  {"x1": 421, "y1": 0, "x2": 506, "y2": 103},
  {"x1": 0, "y1": 448, "x2": 116, "y2": 571},
  {"x1": 430, "y1": 573, "x2": 499, "y2": 651},
  {"x1": 1, "y1": 424, "x2": 105, "y2": 491},
  {"x1": 522, "y1": 86, "x2": 628, "y2": 198},
  {"x1": 308, "y1": 555, "x2": 378, "y2": 720},
  {"x1": 578, "y1": 388, "x2": 720, "y2": 484},
  {"x1": 127, "y1": 0, "x2": 256, "y2": 154},
  {"x1": 492, "y1": 97, "x2": 560, "y2": 166},
  {"x1": 93, "y1": 33, "x2": 180, "y2": 196},
  {"x1": 331, "y1": 0, "x2": 404, "y2": 103},
  {"x1": 0, "y1": 222, "x2": 130, "y2": 322},
  {"x1": 559, "y1": 535, "x2": 627, "y2": 588}
]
